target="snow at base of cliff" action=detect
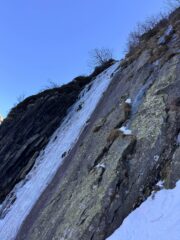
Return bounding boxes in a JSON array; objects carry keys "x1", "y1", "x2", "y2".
[
  {"x1": 0, "y1": 62, "x2": 119, "y2": 240},
  {"x1": 107, "y1": 181, "x2": 180, "y2": 240}
]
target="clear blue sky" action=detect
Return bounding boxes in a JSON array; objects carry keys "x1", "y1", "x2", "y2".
[{"x1": 0, "y1": 0, "x2": 166, "y2": 117}]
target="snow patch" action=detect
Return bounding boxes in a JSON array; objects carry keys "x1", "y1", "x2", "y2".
[
  {"x1": 156, "y1": 180, "x2": 164, "y2": 188},
  {"x1": 119, "y1": 126, "x2": 132, "y2": 135},
  {"x1": 153, "y1": 59, "x2": 160, "y2": 66},
  {"x1": 96, "y1": 163, "x2": 106, "y2": 169},
  {"x1": 107, "y1": 180, "x2": 180, "y2": 240},
  {"x1": 125, "y1": 98, "x2": 132, "y2": 104},
  {"x1": 154, "y1": 155, "x2": 159, "y2": 162}
]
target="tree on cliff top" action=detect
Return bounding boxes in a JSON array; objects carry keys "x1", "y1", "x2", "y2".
[{"x1": 88, "y1": 48, "x2": 113, "y2": 68}]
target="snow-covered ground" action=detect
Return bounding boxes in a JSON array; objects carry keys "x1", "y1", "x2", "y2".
[
  {"x1": 107, "y1": 181, "x2": 180, "y2": 240},
  {"x1": 0, "y1": 62, "x2": 119, "y2": 240}
]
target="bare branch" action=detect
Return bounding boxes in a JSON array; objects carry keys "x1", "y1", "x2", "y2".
[
  {"x1": 125, "y1": 13, "x2": 168, "y2": 53},
  {"x1": 16, "y1": 94, "x2": 26, "y2": 104},
  {"x1": 88, "y1": 48, "x2": 113, "y2": 68}
]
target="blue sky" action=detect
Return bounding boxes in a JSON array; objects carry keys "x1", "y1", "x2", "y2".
[{"x1": 0, "y1": 0, "x2": 166, "y2": 117}]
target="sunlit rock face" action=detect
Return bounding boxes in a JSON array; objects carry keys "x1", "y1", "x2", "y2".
[{"x1": 0, "y1": 115, "x2": 3, "y2": 124}]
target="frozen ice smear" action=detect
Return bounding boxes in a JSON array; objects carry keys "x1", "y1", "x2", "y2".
[
  {"x1": 107, "y1": 181, "x2": 180, "y2": 240},
  {"x1": 132, "y1": 74, "x2": 155, "y2": 115},
  {"x1": 158, "y1": 25, "x2": 173, "y2": 45},
  {"x1": 0, "y1": 62, "x2": 119, "y2": 240}
]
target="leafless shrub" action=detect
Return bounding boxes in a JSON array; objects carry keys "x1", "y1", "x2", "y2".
[
  {"x1": 126, "y1": 13, "x2": 167, "y2": 52},
  {"x1": 16, "y1": 94, "x2": 26, "y2": 104},
  {"x1": 45, "y1": 79, "x2": 59, "y2": 89},
  {"x1": 126, "y1": 31, "x2": 141, "y2": 52},
  {"x1": 88, "y1": 48, "x2": 113, "y2": 68},
  {"x1": 12, "y1": 93, "x2": 26, "y2": 108}
]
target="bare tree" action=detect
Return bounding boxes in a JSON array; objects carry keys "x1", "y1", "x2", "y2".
[
  {"x1": 126, "y1": 31, "x2": 140, "y2": 52},
  {"x1": 16, "y1": 94, "x2": 26, "y2": 103},
  {"x1": 12, "y1": 93, "x2": 26, "y2": 108},
  {"x1": 126, "y1": 14, "x2": 166, "y2": 52},
  {"x1": 44, "y1": 79, "x2": 59, "y2": 89},
  {"x1": 137, "y1": 15, "x2": 161, "y2": 33},
  {"x1": 89, "y1": 48, "x2": 113, "y2": 67}
]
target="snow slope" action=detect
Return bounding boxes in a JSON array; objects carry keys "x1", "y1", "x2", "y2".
[
  {"x1": 107, "y1": 181, "x2": 180, "y2": 240},
  {"x1": 0, "y1": 62, "x2": 119, "y2": 240}
]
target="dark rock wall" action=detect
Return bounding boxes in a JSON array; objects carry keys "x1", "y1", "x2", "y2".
[{"x1": 0, "y1": 82, "x2": 84, "y2": 202}]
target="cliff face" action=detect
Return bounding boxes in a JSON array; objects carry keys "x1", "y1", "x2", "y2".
[
  {"x1": 0, "y1": 8, "x2": 180, "y2": 240},
  {"x1": 0, "y1": 80, "x2": 87, "y2": 203},
  {"x1": 0, "y1": 60, "x2": 114, "y2": 203}
]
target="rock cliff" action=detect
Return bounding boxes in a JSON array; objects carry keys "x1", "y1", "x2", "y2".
[
  {"x1": 0, "y1": 7, "x2": 180, "y2": 240},
  {"x1": 0, "y1": 60, "x2": 114, "y2": 203}
]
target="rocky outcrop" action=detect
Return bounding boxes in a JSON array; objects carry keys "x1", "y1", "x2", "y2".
[
  {"x1": 0, "y1": 60, "x2": 115, "y2": 203},
  {"x1": 15, "y1": 8, "x2": 180, "y2": 240}
]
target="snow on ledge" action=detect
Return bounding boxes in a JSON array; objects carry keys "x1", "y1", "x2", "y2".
[
  {"x1": 125, "y1": 98, "x2": 132, "y2": 104},
  {"x1": 119, "y1": 126, "x2": 132, "y2": 135},
  {"x1": 107, "y1": 180, "x2": 180, "y2": 240},
  {"x1": 96, "y1": 163, "x2": 106, "y2": 169}
]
